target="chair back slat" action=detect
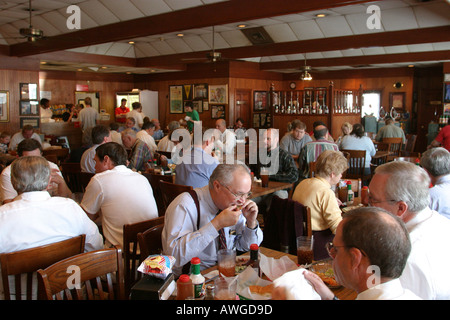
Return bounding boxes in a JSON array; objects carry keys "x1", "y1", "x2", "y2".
[
  {"x1": 0, "y1": 235, "x2": 86, "y2": 300},
  {"x1": 137, "y1": 224, "x2": 164, "y2": 262}
]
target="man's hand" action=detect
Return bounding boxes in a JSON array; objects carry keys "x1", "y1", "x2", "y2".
[
  {"x1": 303, "y1": 270, "x2": 335, "y2": 300},
  {"x1": 241, "y1": 200, "x2": 258, "y2": 229},
  {"x1": 211, "y1": 205, "x2": 241, "y2": 230}
]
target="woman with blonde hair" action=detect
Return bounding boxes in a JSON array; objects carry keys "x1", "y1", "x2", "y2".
[
  {"x1": 292, "y1": 150, "x2": 348, "y2": 259},
  {"x1": 335, "y1": 122, "x2": 353, "y2": 146}
]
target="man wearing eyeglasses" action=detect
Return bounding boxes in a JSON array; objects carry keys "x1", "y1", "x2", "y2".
[
  {"x1": 162, "y1": 164, "x2": 262, "y2": 276},
  {"x1": 288, "y1": 207, "x2": 420, "y2": 300},
  {"x1": 368, "y1": 161, "x2": 450, "y2": 300}
]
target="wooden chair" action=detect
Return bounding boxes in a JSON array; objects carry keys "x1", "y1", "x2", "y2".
[
  {"x1": 308, "y1": 161, "x2": 316, "y2": 178},
  {"x1": 340, "y1": 149, "x2": 371, "y2": 185},
  {"x1": 122, "y1": 216, "x2": 164, "y2": 296},
  {"x1": 382, "y1": 137, "x2": 403, "y2": 160},
  {"x1": 0, "y1": 235, "x2": 86, "y2": 300},
  {"x1": 158, "y1": 181, "x2": 193, "y2": 213},
  {"x1": 142, "y1": 173, "x2": 175, "y2": 216},
  {"x1": 137, "y1": 224, "x2": 164, "y2": 263},
  {"x1": 60, "y1": 163, "x2": 94, "y2": 193},
  {"x1": 262, "y1": 196, "x2": 312, "y2": 256},
  {"x1": 37, "y1": 246, "x2": 125, "y2": 300},
  {"x1": 157, "y1": 151, "x2": 172, "y2": 159},
  {"x1": 403, "y1": 134, "x2": 417, "y2": 154},
  {"x1": 42, "y1": 148, "x2": 70, "y2": 166}
]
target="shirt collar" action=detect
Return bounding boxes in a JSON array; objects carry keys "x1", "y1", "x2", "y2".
[
  {"x1": 16, "y1": 191, "x2": 52, "y2": 202},
  {"x1": 197, "y1": 185, "x2": 220, "y2": 216}
]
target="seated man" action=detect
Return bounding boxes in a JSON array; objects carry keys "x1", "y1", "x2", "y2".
[
  {"x1": 369, "y1": 161, "x2": 450, "y2": 299},
  {"x1": 0, "y1": 156, "x2": 103, "y2": 299},
  {"x1": 162, "y1": 164, "x2": 262, "y2": 276},
  {"x1": 298, "y1": 124, "x2": 339, "y2": 180},
  {"x1": 119, "y1": 117, "x2": 139, "y2": 133},
  {"x1": 157, "y1": 121, "x2": 181, "y2": 152},
  {"x1": 280, "y1": 120, "x2": 312, "y2": 161},
  {"x1": 8, "y1": 125, "x2": 42, "y2": 152},
  {"x1": 81, "y1": 142, "x2": 158, "y2": 248},
  {"x1": 151, "y1": 118, "x2": 164, "y2": 140},
  {"x1": 0, "y1": 139, "x2": 71, "y2": 204},
  {"x1": 175, "y1": 127, "x2": 219, "y2": 189},
  {"x1": 121, "y1": 128, "x2": 152, "y2": 172},
  {"x1": 214, "y1": 119, "x2": 236, "y2": 156},
  {"x1": 80, "y1": 125, "x2": 111, "y2": 173},
  {"x1": 375, "y1": 117, "x2": 406, "y2": 143},
  {"x1": 419, "y1": 147, "x2": 450, "y2": 219},
  {"x1": 288, "y1": 207, "x2": 420, "y2": 300},
  {"x1": 136, "y1": 121, "x2": 157, "y2": 154}
]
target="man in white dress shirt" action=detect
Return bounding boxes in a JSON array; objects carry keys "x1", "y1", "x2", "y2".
[
  {"x1": 40, "y1": 98, "x2": 53, "y2": 123},
  {"x1": 81, "y1": 142, "x2": 158, "y2": 248},
  {"x1": 0, "y1": 156, "x2": 103, "y2": 299},
  {"x1": 0, "y1": 139, "x2": 71, "y2": 204},
  {"x1": 136, "y1": 121, "x2": 157, "y2": 154},
  {"x1": 214, "y1": 119, "x2": 236, "y2": 156},
  {"x1": 8, "y1": 125, "x2": 42, "y2": 152},
  {"x1": 162, "y1": 164, "x2": 263, "y2": 276},
  {"x1": 419, "y1": 147, "x2": 450, "y2": 219},
  {"x1": 369, "y1": 161, "x2": 450, "y2": 299},
  {"x1": 80, "y1": 125, "x2": 112, "y2": 173},
  {"x1": 293, "y1": 207, "x2": 420, "y2": 300},
  {"x1": 127, "y1": 102, "x2": 145, "y2": 131}
]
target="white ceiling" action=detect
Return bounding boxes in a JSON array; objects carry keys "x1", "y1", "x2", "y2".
[{"x1": 0, "y1": 0, "x2": 449, "y2": 74}]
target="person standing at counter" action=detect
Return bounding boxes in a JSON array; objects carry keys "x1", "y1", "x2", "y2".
[
  {"x1": 40, "y1": 98, "x2": 53, "y2": 123},
  {"x1": 79, "y1": 97, "x2": 99, "y2": 132},
  {"x1": 115, "y1": 98, "x2": 130, "y2": 124}
]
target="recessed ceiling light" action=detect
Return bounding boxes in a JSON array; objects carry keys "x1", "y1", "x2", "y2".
[
  {"x1": 237, "y1": 24, "x2": 247, "y2": 28},
  {"x1": 408, "y1": 64, "x2": 414, "y2": 68},
  {"x1": 128, "y1": 41, "x2": 135, "y2": 45},
  {"x1": 176, "y1": 33, "x2": 184, "y2": 37},
  {"x1": 315, "y1": 13, "x2": 327, "y2": 18}
]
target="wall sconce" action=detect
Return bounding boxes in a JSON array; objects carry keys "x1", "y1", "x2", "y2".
[{"x1": 393, "y1": 82, "x2": 403, "y2": 89}]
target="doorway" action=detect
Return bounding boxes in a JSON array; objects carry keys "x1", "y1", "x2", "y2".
[
  {"x1": 362, "y1": 91, "x2": 381, "y2": 118},
  {"x1": 234, "y1": 89, "x2": 251, "y2": 128}
]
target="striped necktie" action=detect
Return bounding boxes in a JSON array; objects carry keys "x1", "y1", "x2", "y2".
[{"x1": 216, "y1": 210, "x2": 227, "y2": 250}]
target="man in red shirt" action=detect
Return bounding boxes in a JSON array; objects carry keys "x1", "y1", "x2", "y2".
[
  {"x1": 115, "y1": 98, "x2": 130, "y2": 124},
  {"x1": 430, "y1": 118, "x2": 450, "y2": 152}
]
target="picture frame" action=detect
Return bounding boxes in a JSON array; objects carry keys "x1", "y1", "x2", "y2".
[
  {"x1": 0, "y1": 90, "x2": 9, "y2": 122},
  {"x1": 19, "y1": 100, "x2": 39, "y2": 116},
  {"x1": 444, "y1": 83, "x2": 450, "y2": 103},
  {"x1": 203, "y1": 100, "x2": 209, "y2": 111},
  {"x1": 20, "y1": 83, "x2": 38, "y2": 100},
  {"x1": 192, "y1": 99, "x2": 203, "y2": 113},
  {"x1": 253, "y1": 91, "x2": 268, "y2": 111},
  {"x1": 20, "y1": 117, "x2": 40, "y2": 129},
  {"x1": 193, "y1": 83, "x2": 208, "y2": 100},
  {"x1": 389, "y1": 92, "x2": 405, "y2": 111},
  {"x1": 169, "y1": 85, "x2": 184, "y2": 114},
  {"x1": 208, "y1": 84, "x2": 228, "y2": 104},
  {"x1": 211, "y1": 105, "x2": 225, "y2": 119}
]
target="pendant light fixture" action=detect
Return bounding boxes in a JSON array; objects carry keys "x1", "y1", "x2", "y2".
[{"x1": 300, "y1": 53, "x2": 312, "y2": 81}]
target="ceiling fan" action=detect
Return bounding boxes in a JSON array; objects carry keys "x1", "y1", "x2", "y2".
[
  {"x1": 300, "y1": 53, "x2": 312, "y2": 81},
  {"x1": 0, "y1": 0, "x2": 44, "y2": 43},
  {"x1": 182, "y1": 26, "x2": 223, "y2": 63}
]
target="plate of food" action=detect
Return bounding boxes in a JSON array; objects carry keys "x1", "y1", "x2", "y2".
[{"x1": 311, "y1": 260, "x2": 341, "y2": 288}]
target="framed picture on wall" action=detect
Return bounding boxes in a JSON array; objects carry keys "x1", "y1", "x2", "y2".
[
  {"x1": 444, "y1": 83, "x2": 450, "y2": 103},
  {"x1": 253, "y1": 91, "x2": 268, "y2": 111},
  {"x1": 211, "y1": 105, "x2": 225, "y2": 119},
  {"x1": 208, "y1": 84, "x2": 228, "y2": 104},
  {"x1": 389, "y1": 92, "x2": 405, "y2": 111},
  {"x1": 203, "y1": 101, "x2": 209, "y2": 111},
  {"x1": 19, "y1": 100, "x2": 39, "y2": 116},
  {"x1": 193, "y1": 83, "x2": 208, "y2": 99},
  {"x1": 169, "y1": 85, "x2": 184, "y2": 114},
  {"x1": 20, "y1": 117, "x2": 40, "y2": 129},
  {"x1": 0, "y1": 90, "x2": 9, "y2": 122},
  {"x1": 192, "y1": 100, "x2": 203, "y2": 113},
  {"x1": 20, "y1": 83, "x2": 38, "y2": 100}
]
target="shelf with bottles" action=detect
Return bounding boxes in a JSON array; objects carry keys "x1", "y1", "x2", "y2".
[
  {"x1": 331, "y1": 89, "x2": 361, "y2": 115},
  {"x1": 271, "y1": 88, "x2": 330, "y2": 116}
]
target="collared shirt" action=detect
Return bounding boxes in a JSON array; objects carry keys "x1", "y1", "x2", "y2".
[
  {"x1": 429, "y1": 174, "x2": 450, "y2": 219},
  {"x1": 280, "y1": 133, "x2": 312, "y2": 156},
  {"x1": 0, "y1": 191, "x2": 103, "y2": 300},
  {"x1": 162, "y1": 185, "x2": 263, "y2": 276},
  {"x1": 375, "y1": 123, "x2": 406, "y2": 143},
  {"x1": 298, "y1": 139, "x2": 339, "y2": 179},
  {"x1": 81, "y1": 165, "x2": 158, "y2": 248},
  {"x1": 79, "y1": 106, "x2": 99, "y2": 132},
  {"x1": 136, "y1": 130, "x2": 157, "y2": 154},
  {"x1": 175, "y1": 147, "x2": 219, "y2": 189},
  {"x1": 356, "y1": 279, "x2": 421, "y2": 300},
  {"x1": 153, "y1": 129, "x2": 164, "y2": 140},
  {"x1": 80, "y1": 144, "x2": 99, "y2": 173},
  {"x1": 128, "y1": 139, "x2": 152, "y2": 172},
  {"x1": 157, "y1": 135, "x2": 175, "y2": 152},
  {"x1": 40, "y1": 107, "x2": 53, "y2": 122},
  {"x1": 339, "y1": 135, "x2": 376, "y2": 168},
  {"x1": 186, "y1": 110, "x2": 199, "y2": 132},
  {"x1": 400, "y1": 207, "x2": 450, "y2": 299},
  {"x1": 435, "y1": 125, "x2": 450, "y2": 152},
  {"x1": 215, "y1": 129, "x2": 236, "y2": 155},
  {"x1": 8, "y1": 132, "x2": 42, "y2": 151},
  {"x1": 115, "y1": 106, "x2": 130, "y2": 123},
  {"x1": 292, "y1": 176, "x2": 342, "y2": 233},
  {"x1": 127, "y1": 109, "x2": 145, "y2": 130}
]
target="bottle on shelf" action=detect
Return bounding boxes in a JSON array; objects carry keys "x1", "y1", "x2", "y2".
[
  {"x1": 190, "y1": 257, "x2": 205, "y2": 299},
  {"x1": 245, "y1": 244, "x2": 261, "y2": 277}
]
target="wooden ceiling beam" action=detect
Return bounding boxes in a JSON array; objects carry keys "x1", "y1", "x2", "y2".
[
  {"x1": 136, "y1": 26, "x2": 450, "y2": 67},
  {"x1": 260, "y1": 50, "x2": 450, "y2": 70},
  {"x1": 9, "y1": 0, "x2": 380, "y2": 57}
]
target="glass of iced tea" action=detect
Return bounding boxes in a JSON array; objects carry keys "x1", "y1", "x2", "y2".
[
  {"x1": 297, "y1": 236, "x2": 314, "y2": 266},
  {"x1": 217, "y1": 249, "x2": 236, "y2": 277},
  {"x1": 214, "y1": 277, "x2": 237, "y2": 300}
]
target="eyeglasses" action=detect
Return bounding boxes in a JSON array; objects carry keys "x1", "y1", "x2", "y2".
[
  {"x1": 326, "y1": 242, "x2": 366, "y2": 259},
  {"x1": 219, "y1": 182, "x2": 252, "y2": 201},
  {"x1": 368, "y1": 194, "x2": 398, "y2": 206}
]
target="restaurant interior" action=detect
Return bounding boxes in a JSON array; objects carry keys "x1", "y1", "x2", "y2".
[{"x1": 0, "y1": 0, "x2": 449, "y2": 302}]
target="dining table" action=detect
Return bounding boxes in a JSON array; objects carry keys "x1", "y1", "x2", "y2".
[
  {"x1": 201, "y1": 246, "x2": 357, "y2": 300},
  {"x1": 250, "y1": 180, "x2": 294, "y2": 200}
]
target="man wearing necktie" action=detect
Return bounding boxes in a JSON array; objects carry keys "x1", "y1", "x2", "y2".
[{"x1": 162, "y1": 163, "x2": 263, "y2": 277}]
